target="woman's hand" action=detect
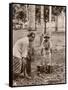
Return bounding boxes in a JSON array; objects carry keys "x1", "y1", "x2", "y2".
[{"x1": 22, "y1": 57, "x2": 26, "y2": 65}]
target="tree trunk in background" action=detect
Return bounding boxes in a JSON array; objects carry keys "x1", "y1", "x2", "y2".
[
  {"x1": 44, "y1": 21, "x2": 46, "y2": 34},
  {"x1": 49, "y1": 6, "x2": 52, "y2": 34},
  {"x1": 28, "y1": 5, "x2": 35, "y2": 30},
  {"x1": 41, "y1": 6, "x2": 44, "y2": 34},
  {"x1": 55, "y1": 15, "x2": 58, "y2": 32},
  {"x1": 49, "y1": 6, "x2": 52, "y2": 23}
]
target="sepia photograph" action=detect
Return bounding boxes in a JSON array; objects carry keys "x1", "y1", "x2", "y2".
[{"x1": 9, "y1": 3, "x2": 66, "y2": 87}]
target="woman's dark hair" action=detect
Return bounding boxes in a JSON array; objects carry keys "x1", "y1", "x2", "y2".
[{"x1": 28, "y1": 32, "x2": 35, "y2": 38}]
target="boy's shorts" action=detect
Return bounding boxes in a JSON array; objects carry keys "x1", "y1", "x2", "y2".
[{"x1": 42, "y1": 50, "x2": 51, "y2": 65}]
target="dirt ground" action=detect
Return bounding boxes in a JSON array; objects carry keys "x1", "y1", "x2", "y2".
[
  {"x1": 13, "y1": 31, "x2": 66, "y2": 86},
  {"x1": 13, "y1": 48, "x2": 66, "y2": 86}
]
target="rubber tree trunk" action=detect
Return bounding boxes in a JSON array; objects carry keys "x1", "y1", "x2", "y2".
[
  {"x1": 55, "y1": 15, "x2": 58, "y2": 32},
  {"x1": 44, "y1": 21, "x2": 46, "y2": 34}
]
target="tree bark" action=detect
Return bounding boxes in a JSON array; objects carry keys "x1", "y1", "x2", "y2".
[{"x1": 55, "y1": 15, "x2": 58, "y2": 32}]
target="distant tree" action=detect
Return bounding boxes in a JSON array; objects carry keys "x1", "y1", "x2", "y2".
[
  {"x1": 16, "y1": 5, "x2": 27, "y2": 23},
  {"x1": 12, "y1": 4, "x2": 20, "y2": 19},
  {"x1": 13, "y1": 4, "x2": 27, "y2": 23},
  {"x1": 16, "y1": 10, "x2": 26, "y2": 22},
  {"x1": 35, "y1": 5, "x2": 41, "y2": 23},
  {"x1": 44, "y1": 6, "x2": 49, "y2": 22},
  {"x1": 44, "y1": 6, "x2": 49, "y2": 33},
  {"x1": 52, "y1": 6, "x2": 65, "y2": 31}
]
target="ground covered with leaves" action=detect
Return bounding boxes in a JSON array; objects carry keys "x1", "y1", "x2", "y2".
[{"x1": 13, "y1": 47, "x2": 65, "y2": 86}]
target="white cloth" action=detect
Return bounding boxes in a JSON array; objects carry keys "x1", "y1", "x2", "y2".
[
  {"x1": 41, "y1": 40, "x2": 52, "y2": 65},
  {"x1": 13, "y1": 37, "x2": 29, "y2": 59}
]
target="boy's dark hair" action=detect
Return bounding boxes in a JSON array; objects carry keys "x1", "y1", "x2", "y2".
[{"x1": 44, "y1": 33, "x2": 50, "y2": 38}]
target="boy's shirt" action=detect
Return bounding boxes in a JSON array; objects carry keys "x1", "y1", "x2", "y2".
[{"x1": 41, "y1": 40, "x2": 52, "y2": 55}]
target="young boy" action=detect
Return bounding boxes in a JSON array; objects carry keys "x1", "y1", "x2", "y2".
[{"x1": 41, "y1": 33, "x2": 52, "y2": 71}]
